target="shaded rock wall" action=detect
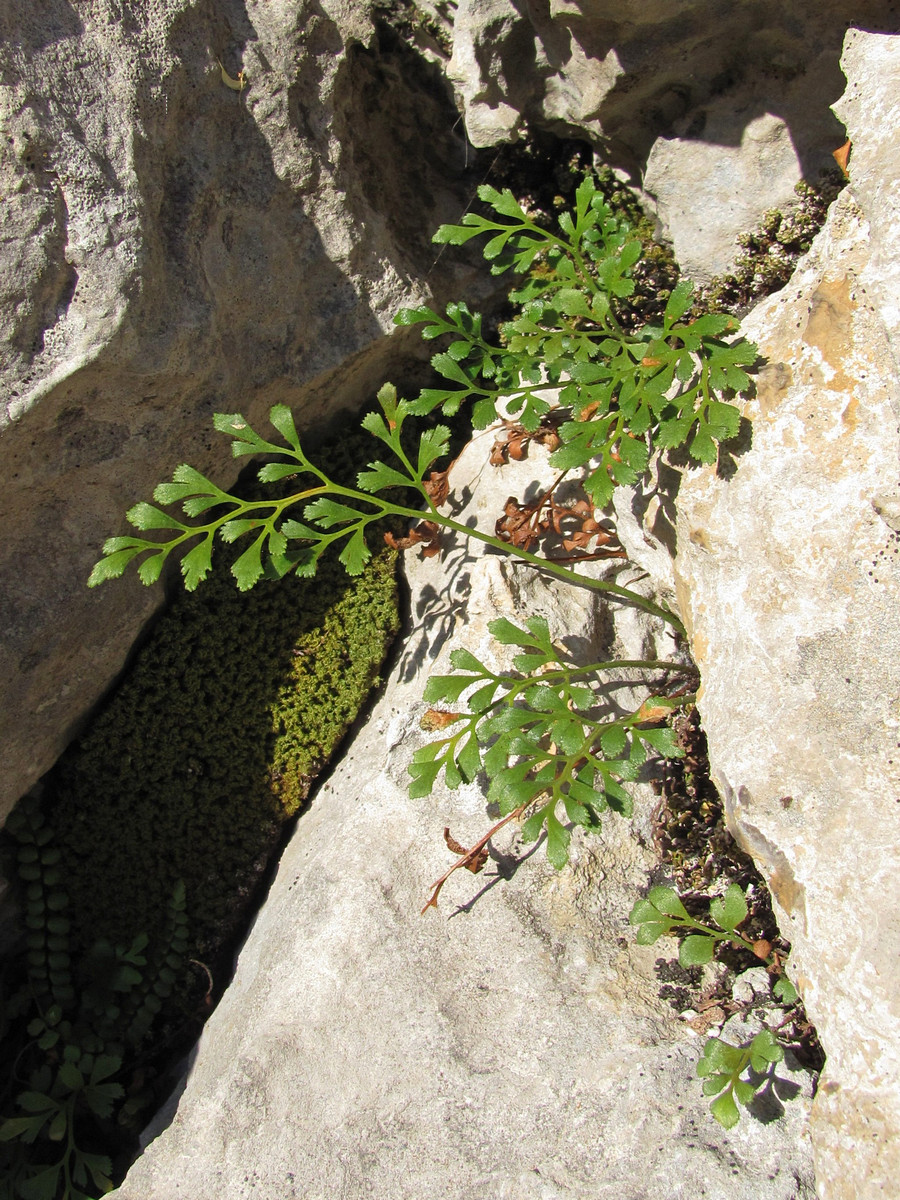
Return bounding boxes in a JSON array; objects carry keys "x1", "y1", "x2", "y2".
[
  {"x1": 0, "y1": 0, "x2": 476, "y2": 820},
  {"x1": 448, "y1": 0, "x2": 897, "y2": 281}
]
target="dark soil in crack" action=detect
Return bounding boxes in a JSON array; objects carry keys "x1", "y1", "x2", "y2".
[{"x1": 649, "y1": 705, "x2": 825, "y2": 1077}]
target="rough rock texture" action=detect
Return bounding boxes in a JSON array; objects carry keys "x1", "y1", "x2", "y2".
[
  {"x1": 657, "y1": 30, "x2": 900, "y2": 1200},
  {"x1": 114, "y1": 437, "x2": 815, "y2": 1200},
  {"x1": 0, "y1": 0, "x2": 477, "y2": 821},
  {"x1": 447, "y1": 1, "x2": 896, "y2": 281},
  {"x1": 642, "y1": 110, "x2": 816, "y2": 286}
]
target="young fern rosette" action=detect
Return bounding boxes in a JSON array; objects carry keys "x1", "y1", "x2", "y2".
[
  {"x1": 629, "y1": 881, "x2": 803, "y2": 1127},
  {"x1": 396, "y1": 175, "x2": 757, "y2": 507},
  {"x1": 412, "y1": 613, "x2": 695, "y2": 870}
]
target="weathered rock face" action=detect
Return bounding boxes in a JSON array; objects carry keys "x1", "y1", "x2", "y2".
[
  {"x1": 5, "y1": 4, "x2": 900, "y2": 1195},
  {"x1": 0, "y1": 0, "x2": 477, "y2": 821},
  {"x1": 114, "y1": 437, "x2": 816, "y2": 1200},
  {"x1": 657, "y1": 30, "x2": 900, "y2": 1200},
  {"x1": 447, "y1": 0, "x2": 896, "y2": 282}
]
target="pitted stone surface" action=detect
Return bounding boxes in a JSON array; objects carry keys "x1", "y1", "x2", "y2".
[{"x1": 664, "y1": 31, "x2": 900, "y2": 1200}]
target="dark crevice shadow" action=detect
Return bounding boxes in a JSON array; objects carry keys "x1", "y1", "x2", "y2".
[
  {"x1": 332, "y1": 18, "x2": 483, "y2": 292},
  {"x1": 116, "y1": 552, "x2": 413, "y2": 1156},
  {"x1": 142, "y1": 0, "x2": 386, "y2": 387},
  {"x1": 0, "y1": 0, "x2": 493, "y2": 804},
  {"x1": 5, "y1": 0, "x2": 505, "y2": 1170}
]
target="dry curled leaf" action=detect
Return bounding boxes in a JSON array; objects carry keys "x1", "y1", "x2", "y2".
[
  {"x1": 384, "y1": 520, "x2": 442, "y2": 558},
  {"x1": 495, "y1": 495, "x2": 541, "y2": 551},
  {"x1": 489, "y1": 417, "x2": 562, "y2": 466},
  {"x1": 494, "y1": 483, "x2": 623, "y2": 562},
  {"x1": 684, "y1": 1004, "x2": 728, "y2": 1034},
  {"x1": 635, "y1": 698, "x2": 677, "y2": 724},
  {"x1": 424, "y1": 468, "x2": 450, "y2": 507},
  {"x1": 489, "y1": 440, "x2": 509, "y2": 466},
  {"x1": 833, "y1": 139, "x2": 851, "y2": 178},
  {"x1": 420, "y1": 708, "x2": 463, "y2": 731},
  {"x1": 421, "y1": 801, "x2": 530, "y2": 913},
  {"x1": 217, "y1": 59, "x2": 247, "y2": 91},
  {"x1": 443, "y1": 827, "x2": 489, "y2": 873}
]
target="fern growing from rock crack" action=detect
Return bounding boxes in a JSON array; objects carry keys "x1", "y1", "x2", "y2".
[
  {"x1": 89, "y1": 177, "x2": 757, "y2": 883},
  {"x1": 84, "y1": 171, "x2": 785, "y2": 1137},
  {"x1": 413, "y1": 614, "x2": 695, "y2": 870}
]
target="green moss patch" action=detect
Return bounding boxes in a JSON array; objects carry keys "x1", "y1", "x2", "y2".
[{"x1": 45, "y1": 529, "x2": 399, "y2": 961}]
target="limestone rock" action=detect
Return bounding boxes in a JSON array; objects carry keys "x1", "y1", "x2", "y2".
[
  {"x1": 0, "y1": 0, "x2": 476, "y2": 821},
  {"x1": 446, "y1": 1, "x2": 896, "y2": 281},
  {"x1": 665, "y1": 30, "x2": 900, "y2": 1200},
  {"x1": 642, "y1": 110, "x2": 811, "y2": 287},
  {"x1": 114, "y1": 436, "x2": 815, "y2": 1200}
]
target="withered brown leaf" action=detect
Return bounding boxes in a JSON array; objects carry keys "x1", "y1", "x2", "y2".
[
  {"x1": 833, "y1": 139, "x2": 851, "y2": 178},
  {"x1": 443, "y1": 827, "x2": 489, "y2": 872},
  {"x1": 489, "y1": 417, "x2": 562, "y2": 466},
  {"x1": 424, "y1": 468, "x2": 450, "y2": 507},
  {"x1": 421, "y1": 709, "x2": 463, "y2": 731},
  {"x1": 384, "y1": 520, "x2": 443, "y2": 558}
]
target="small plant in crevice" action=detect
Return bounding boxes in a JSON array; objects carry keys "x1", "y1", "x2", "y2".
[
  {"x1": 89, "y1": 174, "x2": 756, "y2": 884},
  {"x1": 696, "y1": 1029, "x2": 787, "y2": 1130},
  {"x1": 0, "y1": 798, "x2": 189, "y2": 1200},
  {"x1": 629, "y1": 707, "x2": 823, "y2": 1127},
  {"x1": 84, "y1": 171, "x2": 802, "y2": 1138},
  {"x1": 629, "y1": 881, "x2": 795, "y2": 980},
  {"x1": 630, "y1": 882, "x2": 802, "y2": 1128}
]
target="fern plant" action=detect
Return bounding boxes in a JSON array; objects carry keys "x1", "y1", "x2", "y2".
[
  {"x1": 0, "y1": 798, "x2": 189, "y2": 1200},
  {"x1": 89, "y1": 176, "x2": 755, "y2": 872},
  {"x1": 83, "y1": 172, "x2": 787, "y2": 1136}
]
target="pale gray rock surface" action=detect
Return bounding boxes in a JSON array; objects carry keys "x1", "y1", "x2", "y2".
[
  {"x1": 0, "y1": 0, "x2": 476, "y2": 820},
  {"x1": 659, "y1": 30, "x2": 900, "y2": 1200},
  {"x1": 114, "y1": 438, "x2": 815, "y2": 1200},
  {"x1": 447, "y1": 1, "x2": 894, "y2": 282},
  {"x1": 642, "y1": 109, "x2": 810, "y2": 287}
]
